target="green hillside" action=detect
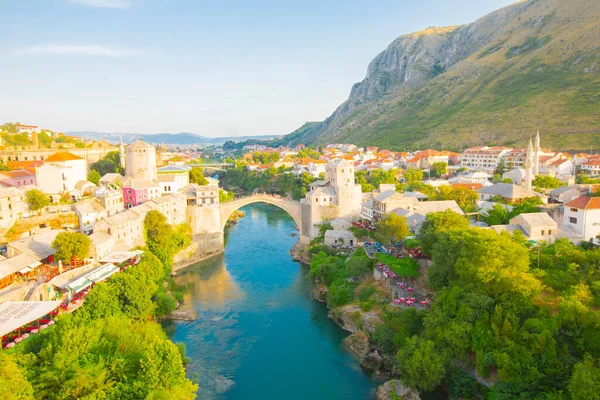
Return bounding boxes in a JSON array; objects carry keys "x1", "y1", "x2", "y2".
[{"x1": 285, "y1": 0, "x2": 600, "y2": 151}]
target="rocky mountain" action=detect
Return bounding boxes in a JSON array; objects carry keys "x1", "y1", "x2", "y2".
[
  {"x1": 68, "y1": 131, "x2": 280, "y2": 146},
  {"x1": 285, "y1": 0, "x2": 600, "y2": 151}
]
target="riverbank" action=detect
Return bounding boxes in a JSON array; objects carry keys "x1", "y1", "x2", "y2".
[{"x1": 298, "y1": 242, "x2": 426, "y2": 400}]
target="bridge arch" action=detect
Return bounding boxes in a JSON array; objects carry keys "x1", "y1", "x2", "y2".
[{"x1": 219, "y1": 195, "x2": 304, "y2": 236}]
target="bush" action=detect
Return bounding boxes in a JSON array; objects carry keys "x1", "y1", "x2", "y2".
[
  {"x1": 327, "y1": 282, "x2": 355, "y2": 307},
  {"x1": 358, "y1": 285, "x2": 377, "y2": 302}
]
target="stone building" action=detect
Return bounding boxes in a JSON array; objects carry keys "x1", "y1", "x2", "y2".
[
  {"x1": 124, "y1": 139, "x2": 157, "y2": 182},
  {"x1": 302, "y1": 159, "x2": 363, "y2": 237}
]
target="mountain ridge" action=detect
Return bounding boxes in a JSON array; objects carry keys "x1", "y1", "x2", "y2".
[
  {"x1": 68, "y1": 131, "x2": 281, "y2": 146},
  {"x1": 283, "y1": 0, "x2": 600, "y2": 150}
]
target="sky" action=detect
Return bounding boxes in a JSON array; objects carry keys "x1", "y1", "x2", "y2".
[{"x1": 0, "y1": 0, "x2": 516, "y2": 137}]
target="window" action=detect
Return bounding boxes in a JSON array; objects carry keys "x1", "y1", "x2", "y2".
[
  {"x1": 570, "y1": 208, "x2": 578, "y2": 212},
  {"x1": 541, "y1": 230, "x2": 545, "y2": 235},
  {"x1": 570, "y1": 217, "x2": 578, "y2": 224},
  {"x1": 549, "y1": 230, "x2": 552, "y2": 235}
]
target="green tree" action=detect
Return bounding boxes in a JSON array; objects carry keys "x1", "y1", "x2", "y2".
[
  {"x1": 219, "y1": 189, "x2": 234, "y2": 203},
  {"x1": 495, "y1": 158, "x2": 507, "y2": 176},
  {"x1": 25, "y1": 189, "x2": 50, "y2": 211},
  {"x1": 568, "y1": 355, "x2": 600, "y2": 399},
  {"x1": 404, "y1": 168, "x2": 423, "y2": 183},
  {"x1": 52, "y1": 231, "x2": 91, "y2": 262},
  {"x1": 532, "y1": 175, "x2": 566, "y2": 189},
  {"x1": 373, "y1": 213, "x2": 409, "y2": 245},
  {"x1": 144, "y1": 211, "x2": 176, "y2": 267},
  {"x1": 482, "y1": 203, "x2": 511, "y2": 225},
  {"x1": 396, "y1": 337, "x2": 447, "y2": 392},
  {"x1": 189, "y1": 169, "x2": 209, "y2": 185},
  {"x1": 0, "y1": 353, "x2": 34, "y2": 400},
  {"x1": 418, "y1": 210, "x2": 470, "y2": 255},
  {"x1": 433, "y1": 186, "x2": 478, "y2": 212},
  {"x1": 87, "y1": 169, "x2": 101, "y2": 185},
  {"x1": 431, "y1": 161, "x2": 448, "y2": 178},
  {"x1": 90, "y1": 151, "x2": 122, "y2": 176}
]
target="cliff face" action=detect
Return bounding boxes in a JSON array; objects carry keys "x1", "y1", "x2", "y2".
[{"x1": 287, "y1": 0, "x2": 600, "y2": 150}]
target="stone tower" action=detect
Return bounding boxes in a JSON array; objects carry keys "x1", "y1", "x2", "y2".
[
  {"x1": 125, "y1": 139, "x2": 157, "y2": 182},
  {"x1": 328, "y1": 159, "x2": 362, "y2": 216},
  {"x1": 525, "y1": 138, "x2": 534, "y2": 191},
  {"x1": 119, "y1": 136, "x2": 126, "y2": 170},
  {"x1": 533, "y1": 130, "x2": 541, "y2": 176}
]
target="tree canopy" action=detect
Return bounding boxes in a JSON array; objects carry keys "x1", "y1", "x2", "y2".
[
  {"x1": 189, "y1": 169, "x2": 209, "y2": 185},
  {"x1": 418, "y1": 210, "x2": 470, "y2": 254},
  {"x1": 26, "y1": 189, "x2": 50, "y2": 212},
  {"x1": 372, "y1": 213, "x2": 409, "y2": 245},
  {"x1": 52, "y1": 231, "x2": 91, "y2": 262}
]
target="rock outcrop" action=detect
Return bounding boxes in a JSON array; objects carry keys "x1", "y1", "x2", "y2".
[
  {"x1": 330, "y1": 304, "x2": 382, "y2": 334},
  {"x1": 343, "y1": 330, "x2": 370, "y2": 357},
  {"x1": 283, "y1": 0, "x2": 600, "y2": 150},
  {"x1": 376, "y1": 380, "x2": 421, "y2": 400}
]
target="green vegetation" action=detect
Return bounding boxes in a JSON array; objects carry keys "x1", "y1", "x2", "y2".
[
  {"x1": 418, "y1": 210, "x2": 470, "y2": 255},
  {"x1": 25, "y1": 189, "x2": 50, "y2": 212},
  {"x1": 51, "y1": 232, "x2": 91, "y2": 263},
  {"x1": 430, "y1": 161, "x2": 448, "y2": 178},
  {"x1": 431, "y1": 186, "x2": 478, "y2": 212},
  {"x1": 89, "y1": 151, "x2": 122, "y2": 178},
  {"x1": 249, "y1": 151, "x2": 280, "y2": 164},
  {"x1": 144, "y1": 210, "x2": 192, "y2": 268},
  {"x1": 218, "y1": 166, "x2": 315, "y2": 200},
  {"x1": 371, "y1": 214, "x2": 409, "y2": 246},
  {"x1": 87, "y1": 169, "x2": 101, "y2": 185},
  {"x1": 482, "y1": 196, "x2": 544, "y2": 225},
  {"x1": 189, "y1": 169, "x2": 209, "y2": 185},
  {"x1": 532, "y1": 175, "x2": 566, "y2": 189},
  {"x1": 403, "y1": 168, "x2": 423, "y2": 183},
  {"x1": 310, "y1": 248, "x2": 373, "y2": 308},
  {"x1": 506, "y1": 35, "x2": 552, "y2": 59},
  {"x1": 356, "y1": 169, "x2": 397, "y2": 192},
  {"x1": 1, "y1": 246, "x2": 196, "y2": 399},
  {"x1": 219, "y1": 189, "x2": 234, "y2": 203},
  {"x1": 375, "y1": 253, "x2": 419, "y2": 278}
]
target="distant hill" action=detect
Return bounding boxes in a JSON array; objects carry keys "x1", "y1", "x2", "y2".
[
  {"x1": 67, "y1": 131, "x2": 281, "y2": 146},
  {"x1": 282, "y1": 0, "x2": 600, "y2": 151}
]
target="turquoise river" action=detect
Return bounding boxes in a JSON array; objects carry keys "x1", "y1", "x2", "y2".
[{"x1": 165, "y1": 203, "x2": 380, "y2": 399}]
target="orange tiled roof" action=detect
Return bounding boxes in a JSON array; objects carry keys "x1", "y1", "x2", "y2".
[
  {"x1": 45, "y1": 152, "x2": 83, "y2": 162},
  {"x1": 451, "y1": 183, "x2": 483, "y2": 191},
  {"x1": 565, "y1": 197, "x2": 600, "y2": 210}
]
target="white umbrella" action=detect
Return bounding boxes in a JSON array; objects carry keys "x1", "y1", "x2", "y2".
[{"x1": 58, "y1": 260, "x2": 63, "y2": 274}]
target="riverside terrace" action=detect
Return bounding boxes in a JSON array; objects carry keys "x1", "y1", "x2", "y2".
[{"x1": 0, "y1": 251, "x2": 143, "y2": 350}]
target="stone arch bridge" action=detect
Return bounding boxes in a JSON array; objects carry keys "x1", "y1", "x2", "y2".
[{"x1": 219, "y1": 194, "x2": 309, "y2": 244}]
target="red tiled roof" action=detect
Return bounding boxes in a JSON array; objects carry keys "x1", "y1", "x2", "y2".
[
  {"x1": 5, "y1": 169, "x2": 35, "y2": 178},
  {"x1": 565, "y1": 196, "x2": 600, "y2": 210},
  {"x1": 45, "y1": 152, "x2": 83, "y2": 162}
]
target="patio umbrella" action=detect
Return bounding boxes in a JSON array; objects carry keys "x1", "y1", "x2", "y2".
[{"x1": 58, "y1": 260, "x2": 63, "y2": 274}]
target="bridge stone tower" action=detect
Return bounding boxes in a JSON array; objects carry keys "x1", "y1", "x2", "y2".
[{"x1": 125, "y1": 139, "x2": 157, "y2": 182}]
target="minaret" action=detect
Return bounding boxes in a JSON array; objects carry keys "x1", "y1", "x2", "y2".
[
  {"x1": 119, "y1": 136, "x2": 126, "y2": 170},
  {"x1": 533, "y1": 130, "x2": 540, "y2": 176},
  {"x1": 524, "y1": 138, "x2": 533, "y2": 191}
]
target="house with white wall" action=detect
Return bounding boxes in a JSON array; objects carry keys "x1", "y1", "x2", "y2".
[
  {"x1": 35, "y1": 152, "x2": 87, "y2": 194},
  {"x1": 563, "y1": 197, "x2": 600, "y2": 245}
]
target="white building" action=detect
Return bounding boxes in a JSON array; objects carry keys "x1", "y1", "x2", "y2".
[
  {"x1": 563, "y1": 197, "x2": 600, "y2": 245},
  {"x1": 508, "y1": 212, "x2": 558, "y2": 244},
  {"x1": 16, "y1": 124, "x2": 41, "y2": 135},
  {"x1": 460, "y1": 146, "x2": 512, "y2": 172},
  {"x1": 35, "y1": 152, "x2": 87, "y2": 194},
  {"x1": 0, "y1": 187, "x2": 27, "y2": 231},
  {"x1": 157, "y1": 165, "x2": 190, "y2": 194},
  {"x1": 74, "y1": 199, "x2": 109, "y2": 235}
]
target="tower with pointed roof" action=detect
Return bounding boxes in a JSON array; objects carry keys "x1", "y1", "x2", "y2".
[
  {"x1": 533, "y1": 130, "x2": 541, "y2": 176},
  {"x1": 525, "y1": 138, "x2": 534, "y2": 191}
]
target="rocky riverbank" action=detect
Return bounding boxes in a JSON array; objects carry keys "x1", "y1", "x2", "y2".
[{"x1": 298, "y1": 242, "x2": 423, "y2": 399}]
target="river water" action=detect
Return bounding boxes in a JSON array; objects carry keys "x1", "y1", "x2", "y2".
[{"x1": 165, "y1": 203, "x2": 379, "y2": 399}]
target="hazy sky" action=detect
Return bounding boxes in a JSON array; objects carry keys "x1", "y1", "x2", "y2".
[{"x1": 0, "y1": 0, "x2": 515, "y2": 137}]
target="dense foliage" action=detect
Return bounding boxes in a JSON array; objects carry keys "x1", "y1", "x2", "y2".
[
  {"x1": 25, "y1": 189, "x2": 51, "y2": 212},
  {"x1": 371, "y1": 213, "x2": 409, "y2": 245},
  {"x1": 218, "y1": 166, "x2": 315, "y2": 200},
  {"x1": 89, "y1": 151, "x2": 122, "y2": 177},
  {"x1": 144, "y1": 210, "x2": 192, "y2": 268},
  {"x1": 52, "y1": 231, "x2": 92, "y2": 263},
  {"x1": 482, "y1": 197, "x2": 544, "y2": 225},
  {"x1": 1, "y1": 250, "x2": 197, "y2": 399},
  {"x1": 189, "y1": 169, "x2": 209, "y2": 185}
]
